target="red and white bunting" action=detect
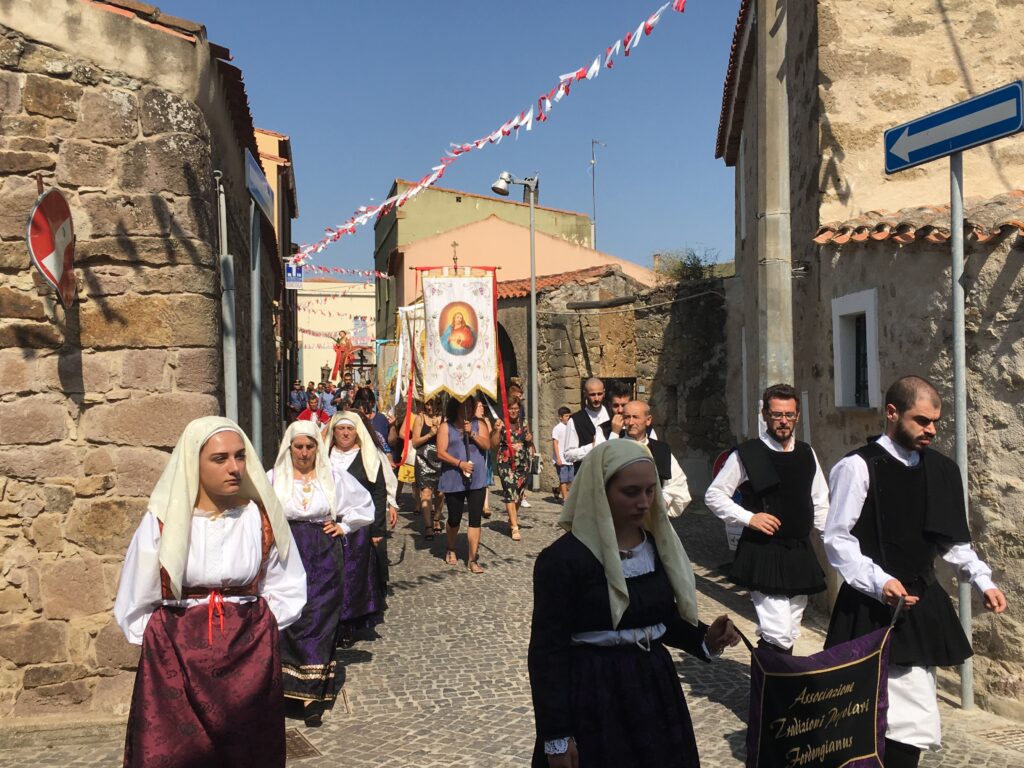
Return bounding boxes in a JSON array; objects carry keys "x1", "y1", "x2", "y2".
[{"x1": 291, "y1": 0, "x2": 685, "y2": 270}]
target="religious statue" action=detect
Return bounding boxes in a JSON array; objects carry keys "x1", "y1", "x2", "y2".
[{"x1": 331, "y1": 331, "x2": 356, "y2": 380}]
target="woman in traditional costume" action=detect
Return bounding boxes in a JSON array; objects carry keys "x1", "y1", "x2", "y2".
[
  {"x1": 528, "y1": 440, "x2": 740, "y2": 768},
  {"x1": 268, "y1": 421, "x2": 374, "y2": 724},
  {"x1": 325, "y1": 411, "x2": 388, "y2": 642},
  {"x1": 114, "y1": 416, "x2": 306, "y2": 768}
]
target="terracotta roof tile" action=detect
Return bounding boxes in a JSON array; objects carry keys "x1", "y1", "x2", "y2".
[
  {"x1": 813, "y1": 190, "x2": 1024, "y2": 246},
  {"x1": 84, "y1": 0, "x2": 204, "y2": 39},
  {"x1": 715, "y1": 0, "x2": 753, "y2": 161},
  {"x1": 497, "y1": 265, "x2": 620, "y2": 300}
]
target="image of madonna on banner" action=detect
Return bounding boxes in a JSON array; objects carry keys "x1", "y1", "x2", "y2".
[
  {"x1": 422, "y1": 272, "x2": 497, "y2": 401},
  {"x1": 745, "y1": 618, "x2": 897, "y2": 768}
]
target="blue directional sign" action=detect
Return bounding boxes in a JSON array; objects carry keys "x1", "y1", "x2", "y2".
[
  {"x1": 245, "y1": 148, "x2": 275, "y2": 222},
  {"x1": 884, "y1": 81, "x2": 1023, "y2": 174},
  {"x1": 285, "y1": 261, "x2": 303, "y2": 290}
]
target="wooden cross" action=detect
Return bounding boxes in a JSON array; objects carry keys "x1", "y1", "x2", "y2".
[{"x1": 451, "y1": 240, "x2": 459, "y2": 270}]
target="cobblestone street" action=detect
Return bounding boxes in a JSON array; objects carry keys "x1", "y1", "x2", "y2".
[{"x1": 2, "y1": 492, "x2": 1022, "y2": 768}]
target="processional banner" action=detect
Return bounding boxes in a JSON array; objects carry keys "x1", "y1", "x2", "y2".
[
  {"x1": 398, "y1": 305, "x2": 426, "y2": 402},
  {"x1": 375, "y1": 341, "x2": 399, "y2": 414},
  {"x1": 745, "y1": 626, "x2": 893, "y2": 768},
  {"x1": 421, "y1": 273, "x2": 497, "y2": 401}
]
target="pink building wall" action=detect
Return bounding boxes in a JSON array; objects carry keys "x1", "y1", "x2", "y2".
[{"x1": 391, "y1": 215, "x2": 658, "y2": 306}]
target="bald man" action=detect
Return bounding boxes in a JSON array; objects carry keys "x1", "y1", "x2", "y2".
[
  {"x1": 561, "y1": 377, "x2": 611, "y2": 472},
  {"x1": 622, "y1": 400, "x2": 691, "y2": 517}
]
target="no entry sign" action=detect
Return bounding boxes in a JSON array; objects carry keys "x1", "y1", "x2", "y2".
[{"x1": 26, "y1": 188, "x2": 77, "y2": 308}]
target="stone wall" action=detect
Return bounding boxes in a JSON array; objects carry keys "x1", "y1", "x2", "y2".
[
  {"x1": 0, "y1": 14, "x2": 273, "y2": 722},
  {"x1": 817, "y1": 0, "x2": 1024, "y2": 220},
  {"x1": 792, "y1": 233, "x2": 1024, "y2": 719},
  {"x1": 498, "y1": 273, "x2": 731, "y2": 495}
]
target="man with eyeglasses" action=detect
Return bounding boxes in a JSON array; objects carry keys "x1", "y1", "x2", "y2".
[
  {"x1": 823, "y1": 375, "x2": 1007, "y2": 768},
  {"x1": 705, "y1": 383, "x2": 829, "y2": 654}
]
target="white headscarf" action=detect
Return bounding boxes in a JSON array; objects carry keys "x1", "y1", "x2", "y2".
[
  {"x1": 558, "y1": 439, "x2": 698, "y2": 629},
  {"x1": 147, "y1": 416, "x2": 290, "y2": 599},
  {"x1": 271, "y1": 420, "x2": 336, "y2": 511},
  {"x1": 325, "y1": 411, "x2": 382, "y2": 481}
]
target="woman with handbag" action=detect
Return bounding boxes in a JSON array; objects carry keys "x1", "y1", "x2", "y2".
[
  {"x1": 411, "y1": 397, "x2": 445, "y2": 540},
  {"x1": 491, "y1": 397, "x2": 533, "y2": 541}
]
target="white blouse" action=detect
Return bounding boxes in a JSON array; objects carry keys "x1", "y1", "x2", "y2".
[
  {"x1": 113, "y1": 502, "x2": 307, "y2": 645},
  {"x1": 326, "y1": 451, "x2": 378, "y2": 533},
  {"x1": 330, "y1": 447, "x2": 360, "y2": 473},
  {"x1": 281, "y1": 478, "x2": 334, "y2": 522},
  {"x1": 267, "y1": 467, "x2": 374, "y2": 534}
]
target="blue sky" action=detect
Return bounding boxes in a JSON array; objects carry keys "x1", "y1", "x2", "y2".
[{"x1": 160, "y1": 1, "x2": 740, "y2": 276}]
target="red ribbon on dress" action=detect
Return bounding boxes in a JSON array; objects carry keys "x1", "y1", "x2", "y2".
[{"x1": 207, "y1": 590, "x2": 226, "y2": 646}]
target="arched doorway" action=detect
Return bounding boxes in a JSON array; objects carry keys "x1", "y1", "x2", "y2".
[{"x1": 497, "y1": 322, "x2": 518, "y2": 384}]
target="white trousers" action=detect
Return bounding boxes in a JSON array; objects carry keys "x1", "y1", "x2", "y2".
[
  {"x1": 887, "y1": 665, "x2": 941, "y2": 750},
  {"x1": 750, "y1": 591, "x2": 808, "y2": 649}
]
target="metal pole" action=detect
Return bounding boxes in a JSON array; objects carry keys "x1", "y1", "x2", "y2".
[
  {"x1": 215, "y1": 171, "x2": 238, "y2": 423},
  {"x1": 590, "y1": 141, "x2": 598, "y2": 249},
  {"x1": 951, "y1": 151, "x2": 973, "y2": 710},
  {"x1": 250, "y1": 201, "x2": 263, "y2": 462},
  {"x1": 528, "y1": 180, "x2": 540, "y2": 491}
]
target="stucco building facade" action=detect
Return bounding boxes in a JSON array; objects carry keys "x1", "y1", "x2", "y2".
[
  {"x1": 373, "y1": 180, "x2": 597, "y2": 338},
  {"x1": 296, "y1": 277, "x2": 376, "y2": 385}
]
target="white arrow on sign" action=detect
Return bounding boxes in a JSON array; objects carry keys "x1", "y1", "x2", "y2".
[{"x1": 889, "y1": 97, "x2": 1019, "y2": 162}]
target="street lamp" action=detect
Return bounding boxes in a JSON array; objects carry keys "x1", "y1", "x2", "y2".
[{"x1": 491, "y1": 170, "x2": 540, "y2": 490}]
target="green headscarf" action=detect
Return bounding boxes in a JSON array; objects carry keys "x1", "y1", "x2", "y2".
[{"x1": 558, "y1": 439, "x2": 698, "y2": 629}]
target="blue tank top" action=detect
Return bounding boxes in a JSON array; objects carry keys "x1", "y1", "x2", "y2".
[{"x1": 438, "y1": 420, "x2": 488, "y2": 492}]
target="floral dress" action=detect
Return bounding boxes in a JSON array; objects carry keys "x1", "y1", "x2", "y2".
[{"x1": 496, "y1": 418, "x2": 531, "y2": 503}]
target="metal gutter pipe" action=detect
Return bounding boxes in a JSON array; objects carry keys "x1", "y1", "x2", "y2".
[
  {"x1": 214, "y1": 171, "x2": 238, "y2": 423},
  {"x1": 249, "y1": 201, "x2": 263, "y2": 462}
]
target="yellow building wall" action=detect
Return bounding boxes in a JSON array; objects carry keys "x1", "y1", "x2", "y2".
[{"x1": 297, "y1": 279, "x2": 376, "y2": 384}]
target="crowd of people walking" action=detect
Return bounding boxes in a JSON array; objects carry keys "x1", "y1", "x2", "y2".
[{"x1": 111, "y1": 370, "x2": 1008, "y2": 768}]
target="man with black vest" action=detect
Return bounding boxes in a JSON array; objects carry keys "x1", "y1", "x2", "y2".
[
  {"x1": 824, "y1": 375, "x2": 1006, "y2": 768},
  {"x1": 562, "y1": 377, "x2": 611, "y2": 472},
  {"x1": 705, "y1": 383, "x2": 829, "y2": 654},
  {"x1": 622, "y1": 400, "x2": 690, "y2": 517}
]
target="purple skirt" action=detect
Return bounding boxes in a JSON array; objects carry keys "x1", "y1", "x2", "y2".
[
  {"x1": 531, "y1": 642, "x2": 700, "y2": 768},
  {"x1": 338, "y1": 526, "x2": 384, "y2": 641},
  {"x1": 280, "y1": 520, "x2": 345, "y2": 702},
  {"x1": 124, "y1": 599, "x2": 284, "y2": 768}
]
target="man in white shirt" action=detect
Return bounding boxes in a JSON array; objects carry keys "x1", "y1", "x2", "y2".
[
  {"x1": 561, "y1": 377, "x2": 611, "y2": 472},
  {"x1": 705, "y1": 384, "x2": 829, "y2": 653},
  {"x1": 823, "y1": 375, "x2": 1007, "y2": 768},
  {"x1": 550, "y1": 407, "x2": 573, "y2": 502},
  {"x1": 622, "y1": 400, "x2": 691, "y2": 517}
]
